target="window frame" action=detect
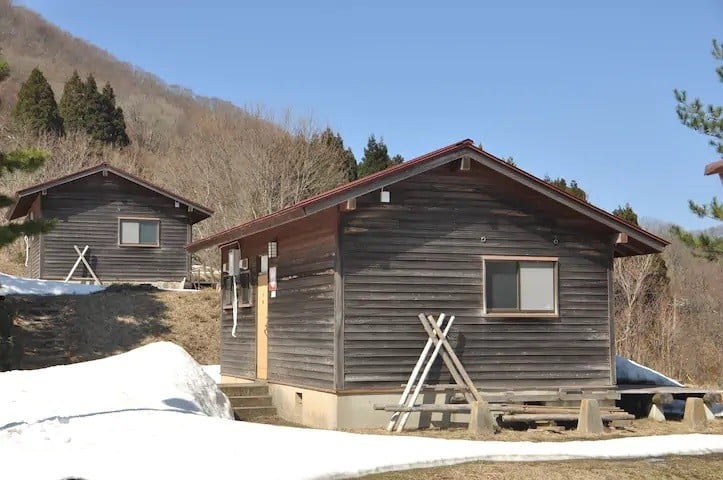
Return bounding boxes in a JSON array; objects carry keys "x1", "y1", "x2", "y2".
[
  {"x1": 118, "y1": 217, "x2": 161, "y2": 248},
  {"x1": 482, "y1": 255, "x2": 559, "y2": 318}
]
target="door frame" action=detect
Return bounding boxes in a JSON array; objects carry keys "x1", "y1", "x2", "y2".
[{"x1": 256, "y1": 272, "x2": 269, "y2": 380}]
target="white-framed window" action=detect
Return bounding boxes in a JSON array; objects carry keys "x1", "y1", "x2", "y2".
[
  {"x1": 482, "y1": 256, "x2": 558, "y2": 317},
  {"x1": 118, "y1": 218, "x2": 160, "y2": 247}
]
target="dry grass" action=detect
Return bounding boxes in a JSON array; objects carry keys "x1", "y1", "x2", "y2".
[
  {"x1": 364, "y1": 454, "x2": 723, "y2": 480},
  {"x1": 347, "y1": 418, "x2": 723, "y2": 443},
  {"x1": 4, "y1": 285, "x2": 219, "y2": 368}
]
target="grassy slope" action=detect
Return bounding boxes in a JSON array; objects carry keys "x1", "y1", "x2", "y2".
[{"x1": 4, "y1": 286, "x2": 219, "y2": 367}]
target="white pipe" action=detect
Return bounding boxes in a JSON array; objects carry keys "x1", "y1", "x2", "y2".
[
  {"x1": 231, "y1": 278, "x2": 238, "y2": 338},
  {"x1": 24, "y1": 236, "x2": 29, "y2": 267}
]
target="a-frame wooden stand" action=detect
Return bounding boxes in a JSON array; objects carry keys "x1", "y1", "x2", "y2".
[{"x1": 383, "y1": 313, "x2": 497, "y2": 433}]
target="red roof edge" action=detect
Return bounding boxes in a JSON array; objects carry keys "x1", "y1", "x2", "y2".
[
  {"x1": 704, "y1": 159, "x2": 723, "y2": 176},
  {"x1": 187, "y1": 138, "x2": 669, "y2": 253}
]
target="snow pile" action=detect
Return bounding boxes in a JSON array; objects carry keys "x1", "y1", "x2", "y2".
[
  {"x1": 0, "y1": 272, "x2": 105, "y2": 296},
  {"x1": 616, "y1": 355, "x2": 683, "y2": 387},
  {"x1": 202, "y1": 364, "x2": 221, "y2": 383},
  {"x1": 1, "y1": 343, "x2": 721, "y2": 480},
  {"x1": 0, "y1": 342, "x2": 232, "y2": 430}
]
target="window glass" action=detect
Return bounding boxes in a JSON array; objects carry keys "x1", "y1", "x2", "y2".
[
  {"x1": 120, "y1": 219, "x2": 159, "y2": 246},
  {"x1": 485, "y1": 261, "x2": 518, "y2": 310},
  {"x1": 139, "y1": 221, "x2": 158, "y2": 245},
  {"x1": 519, "y1": 262, "x2": 555, "y2": 311},
  {"x1": 121, "y1": 221, "x2": 140, "y2": 244}
]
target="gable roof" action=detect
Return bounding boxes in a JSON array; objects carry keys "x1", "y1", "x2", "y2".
[
  {"x1": 187, "y1": 139, "x2": 669, "y2": 256},
  {"x1": 6, "y1": 163, "x2": 213, "y2": 223}
]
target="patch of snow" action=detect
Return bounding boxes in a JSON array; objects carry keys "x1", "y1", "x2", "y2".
[
  {"x1": 0, "y1": 272, "x2": 105, "y2": 296},
  {"x1": 616, "y1": 355, "x2": 683, "y2": 387},
  {"x1": 0, "y1": 342, "x2": 232, "y2": 429},
  {"x1": 201, "y1": 364, "x2": 221, "y2": 383},
  {"x1": 1, "y1": 343, "x2": 721, "y2": 480}
]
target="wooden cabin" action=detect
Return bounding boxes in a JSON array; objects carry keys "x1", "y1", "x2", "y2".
[
  {"x1": 188, "y1": 139, "x2": 668, "y2": 429},
  {"x1": 7, "y1": 163, "x2": 212, "y2": 284}
]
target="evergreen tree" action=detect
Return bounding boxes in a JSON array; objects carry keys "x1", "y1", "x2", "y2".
[
  {"x1": 0, "y1": 57, "x2": 54, "y2": 247},
  {"x1": 358, "y1": 135, "x2": 402, "y2": 178},
  {"x1": 318, "y1": 128, "x2": 357, "y2": 181},
  {"x1": 59, "y1": 71, "x2": 88, "y2": 133},
  {"x1": 59, "y1": 73, "x2": 130, "y2": 146},
  {"x1": 92, "y1": 83, "x2": 130, "y2": 146},
  {"x1": 612, "y1": 203, "x2": 639, "y2": 226},
  {"x1": 543, "y1": 176, "x2": 588, "y2": 202},
  {"x1": 670, "y1": 39, "x2": 723, "y2": 261},
  {"x1": 12, "y1": 68, "x2": 64, "y2": 135}
]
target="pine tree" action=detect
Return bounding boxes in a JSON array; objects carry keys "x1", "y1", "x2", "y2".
[
  {"x1": 0, "y1": 57, "x2": 54, "y2": 248},
  {"x1": 12, "y1": 68, "x2": 64, "y2": 135},
  {"x1": 358, "y1": 135, "x2": 402, "y2": 178},
  {"x1": 612, "y1": 203, "x2": 639, "y2": 226},
  {"x1": 59, "y1": 71, "x2": 88, "y2": 133},
  {"x1": 93, "y1": 83, "x2": 130, "y2": 146},
  {"x1": 670, "y1": 39, "x2": 723, "y2": 261},
  {"x1": 59, "y1": 73, "x2": 130, "y2": 146},
  {"x1": 543, "y1": 176, "x2": 588, "y2": 202},
  {"x1": 317, "y1": 128, "x2": 357, "y2": 181}
]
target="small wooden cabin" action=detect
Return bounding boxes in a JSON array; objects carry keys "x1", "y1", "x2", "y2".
[
  {"x1": 188, "y1": 139, "x2": 668, "y2": 429},
  {"x1": 7, "y1": 163, "x2": 212, "y2": 283}
]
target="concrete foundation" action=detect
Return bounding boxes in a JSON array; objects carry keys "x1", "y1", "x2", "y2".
[{"x1": 265, "y1": 383, "x2": 470, "y2": 429}]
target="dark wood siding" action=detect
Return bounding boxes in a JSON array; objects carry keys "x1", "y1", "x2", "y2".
[
  {"x1": 218, "y1": 211, "x2": 337, "y2": 389},
  {"x1": 25, "y1": 197, "x2": 42, "y2": 278},
  {"x1": 266, "y1": 211, "x2": 336, "y2": 390},
  {"x1": 39, "y1": 173, "x2": 192, "y2": 282},
  {"x1": 341, "y1": 163, "x2": 613, "y2": 391},
  {"x1": 220, "y1": 246, "x2": 257, "y2": 379}
]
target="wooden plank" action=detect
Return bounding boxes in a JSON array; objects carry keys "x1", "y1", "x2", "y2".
[
  {"x1": 395, "y1": 314, "x2": 455, "y2": 432},
  {"x1": 333, "y1": 212, "x2": 344, "y2": 391}
]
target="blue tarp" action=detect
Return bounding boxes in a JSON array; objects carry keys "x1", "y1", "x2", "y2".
[{"x1": 615, "y1": 355, "x2": 683, "y2": 387}]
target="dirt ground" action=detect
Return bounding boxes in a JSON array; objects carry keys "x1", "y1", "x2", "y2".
[
  {"x1": 3, "y1": 285, "x2": 219, "y2": 369},
  {"x1": 363, "y1": 454, "x2": 723, "y2": 480},
  {"x1": 348, "y1": 418, "x2": 723, "y2": 442}
]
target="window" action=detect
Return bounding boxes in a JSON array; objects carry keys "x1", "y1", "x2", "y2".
[
  {"x1": 119, "y1": 218, "x2": 160, "y2": 247},
  {"x1": 483, "y1": 257, "x2": 558, "y2": 316}
]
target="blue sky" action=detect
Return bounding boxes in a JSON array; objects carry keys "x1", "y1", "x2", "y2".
[{"x1": 17, "y1": 0, "x2": 723, "y2": 229}]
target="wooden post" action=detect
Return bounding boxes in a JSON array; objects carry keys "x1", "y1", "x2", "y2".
[
  {"x1": 387, "y1": 313, "x2": 447, "y2": 431},
  {"x1": 395, "y1": 314, "x2": 455, "y2": 432}
]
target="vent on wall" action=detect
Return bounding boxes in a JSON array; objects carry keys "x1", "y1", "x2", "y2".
[{"x1": 380, "y1": 188, "x2": 390, "y2": 203}]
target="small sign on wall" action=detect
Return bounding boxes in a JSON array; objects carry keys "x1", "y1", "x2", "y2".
[{"x1": 269, "y1": 266, "x2": 277, "y2": 295}]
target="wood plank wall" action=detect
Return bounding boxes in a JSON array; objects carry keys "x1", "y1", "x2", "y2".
[
  {"x1": 39, "y1": 173, "x2": 192, "y2": 282},
  {"x1": 267, "y1": 212, "x2": 336, "y2": 389},
  {"x1": 220, "y1": 248, "x2": 257, "y2": 378},
  {"x1": 341, "y1": 163, "x2": 614, "y2": 391}
]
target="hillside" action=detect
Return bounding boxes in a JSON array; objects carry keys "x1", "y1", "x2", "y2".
[
  {"x1": 2, "y1": 286, "x2": 219, "y2": 369},
  {"x1": 0, "y1": 0, "x2": 249, "y2": 136},
  {"x1": 0, "y1": 0, "x2": 349, "y2": 272}
]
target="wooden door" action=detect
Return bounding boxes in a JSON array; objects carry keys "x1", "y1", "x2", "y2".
[{"x1": 256, "y1": 273, "x2": 268, "y2": 379}]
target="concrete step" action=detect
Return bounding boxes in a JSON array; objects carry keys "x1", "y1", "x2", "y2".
[
  {"x1": 219, "y1": 383, "x2": 268, "y2": 397},
  {"x1": 228, "y1": 395, "x2": 273, "y2": 408},
  {"x1": 232, "y1": 405, "x2": 277, "y2": 420}
]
